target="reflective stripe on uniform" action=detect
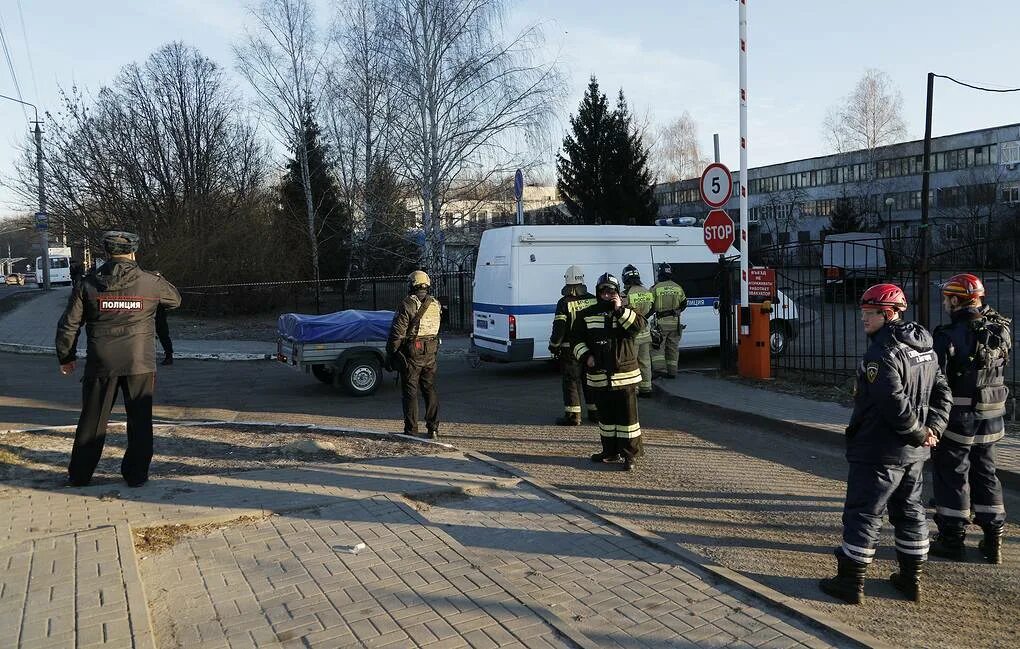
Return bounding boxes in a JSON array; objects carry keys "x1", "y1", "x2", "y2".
[
  {"x1": 973, "y1": 503, "x2": 1006, "y2": 514},
  {"x1": 609, "y1": 370, "x2": 642, "y2": 388},
  {"x1": 936, "y1": 505, "x2": 971, "y2": 519},
  {"x1": 941, "y1": 429, "x2": 1005, "y2": 445},
  {"x1": 895, "y1": 537, "x2": 930, "y2": 556},
  {"x1": 553, "y1": 314, "x2": 567, "y2": 322},
  {"x1": 564, "y1": 405, "x2": 581, "y2": 414},
  {"x1": 841, "y1": 541, "x2": 876, "y2": 564},
  {"x1": 975, "y1": 400, "x2": 1007, "y2": 412},
  {"x1": 614, "y1": 422, "x2": 642, "y2": 438},
  {"x1": 574, "y1": 343, "x2": 589, "y2": 361},
  {"x1": 583, "y1": 316, "x2": 606, "y2": 328},
  {"x1": 618, "y1": 308, "x2": 636, "y2": 329}
]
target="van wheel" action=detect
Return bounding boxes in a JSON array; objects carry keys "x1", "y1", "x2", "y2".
[
  {"x1": 311, "y1": 364, "x2": 334, "y2": 384},
  {"x1": 770, "y1": 321, "x2": 790, "y2": 357},
  {"x1": 342, "y1": 357, "x2": 381, "y2": 396}
]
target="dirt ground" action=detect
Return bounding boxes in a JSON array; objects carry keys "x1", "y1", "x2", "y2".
[
  {"x1": 166, "y1": 313, "x2": 280, "y2": 341},
  {"x1": 0, "y1": 424, "x2": 445, "y2": 491}
]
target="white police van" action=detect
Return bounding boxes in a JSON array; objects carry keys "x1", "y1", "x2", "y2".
[{"x1": 470, "y1": 225, "x2": 799, "y2": 362}]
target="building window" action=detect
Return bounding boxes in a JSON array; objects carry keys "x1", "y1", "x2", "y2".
[
  {"x1": 1001, "y1": 141, "x2": 1020, "y2": 166},
  {"x1": 760, "y1": 232, "x2": 773, "y2": 245},
  {"x1": 891, "y1": 224, "x2": 903, "y2": 239},
  {"x1": 778, "y1": 231, "x2": 790, "y2": 245},
  {"x1": 1003, "y1": 183, "x2": 1020, "y2": 204},
  {"x1": 943, "y1": 223, "x2": 962, "y2": 240},
  {"x1": 797, "y1": 230, "x2": 811, "y2": 243}
]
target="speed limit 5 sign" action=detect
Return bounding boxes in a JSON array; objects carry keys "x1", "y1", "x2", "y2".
[{"x1": 699, "y1": 162, "x2": 732, "y2": 209}]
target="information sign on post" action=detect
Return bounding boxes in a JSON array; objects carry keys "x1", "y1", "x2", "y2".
[
  {"x1": 699, "y1": 162, "x2": 732, "y2": 209},
  {"x1": 748, "y1": 268, "x2": 776, "y2": 302},
  {"x1": 34, "y1": 211, "x2": 48, "y2": 231},
  {"x1": 514, "y1": 168, "x2": 524, "y2": 225},
  {"x1": 703, "y1": 209, "x2": 735, "y2": 254}
]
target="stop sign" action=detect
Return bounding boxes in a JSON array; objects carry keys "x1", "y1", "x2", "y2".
[{"x1": 703, "y1": 209, "x2": 735, "y2": 254}]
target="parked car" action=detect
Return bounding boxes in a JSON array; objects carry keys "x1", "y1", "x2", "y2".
[{"x1": 4, "y1": 273, "x2": 25, "y2": 286}]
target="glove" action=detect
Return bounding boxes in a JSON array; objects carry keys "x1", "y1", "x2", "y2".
[
  {"x1": 548, "y1": 345, "x2": 560, "y2": 359},
  {"x1": 903, "y1": 424, "x2": 927, "y2": 448}
]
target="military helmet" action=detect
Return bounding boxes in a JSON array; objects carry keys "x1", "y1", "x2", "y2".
[
  {"x1": 860, "y1": 283, "x2": 907, "y2": 316},
  {"x1": 942, "y1": 273, "x2": 985, "y2": 301},
  {"x1": 596, "y1": 272, "x2": 621, "y2": 293},
  {"x1": 102, "y1": 231, "x2": 140, "y2": 255},
  {"x1": 622, "y1": 264, "x2": 641, "y2": 285},
  {"x1": 408, "y1": 270, "x2": 430, "y2": 289},
  {"x1": 563, "y1": 265, "x2": 585, "y2": 286}
]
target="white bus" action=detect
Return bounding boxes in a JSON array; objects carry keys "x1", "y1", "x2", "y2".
[{"x1": 36, "y1": 247, "x2": 73, "y2": 285}]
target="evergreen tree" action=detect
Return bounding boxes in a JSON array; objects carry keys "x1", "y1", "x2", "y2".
[
  {"x1": 828, "y1": 201, "x2": 864, "y2": 233},
  {"x1": 279, "y1": 107, "x2": 352, "y2": 279},
  {"x1": 557, "y1": 77, "x2": 657, "y2": 225},
  {"x1": 362, "y1": 159, "x2": 418, "y2": 275}
]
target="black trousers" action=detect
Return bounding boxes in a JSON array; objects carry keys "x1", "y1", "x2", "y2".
[
  {"x1": 840, "y1": 461, "x2": 929, "y2": 565},
  {"x1": 933, "y1": 437, "x2": 1006, "y2": 533},
  {"x1": 155, "y1": 306, "x2": 173, "y2": 356},
  {"x1": 400, "y1": 360, "x2": 439, "y2": 435},
  {"x1": 68, "y1": 373, "x2": 155, "y2": 486},
  {"x1": 593, "y1": 386, "x2": 643, "y2": 459},
  {"x1": 560, "y1": 356, "x2": 595, "y2": 418}
]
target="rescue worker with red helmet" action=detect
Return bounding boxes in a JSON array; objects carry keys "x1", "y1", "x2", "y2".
[
  {"x1": 548, "y1": 265, "x2": 598, "y2": 425},
  {"x1": 930, "y1": 273, "x2": 1011, "y2": 564},
  {"x1": 571, "y1": 273, "x2": 646, "y2": 470},
  {"x1": 819, "y1": 283, "x2": 952, "y2": 604}
]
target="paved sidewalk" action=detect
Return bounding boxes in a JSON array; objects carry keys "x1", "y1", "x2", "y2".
[
  {"x1": 0, "y1": 449, "x2": 859, "y2": 648},
  {"x1": 655, "y1": 370, "x2": 1020, "y2": 489}
]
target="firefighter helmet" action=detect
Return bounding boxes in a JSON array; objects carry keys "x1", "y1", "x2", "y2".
[
  {"x1": 657, "y1": 263, "x2": 672, "y2": 281},
  {"x1": 408, "y1": 270, "x2": 430, "y2": 289},
  {"x1": 564, "y1": 265, "x2": 585, "y2": 286},
  {"x1": 622, "y1": 264, "x2": 641, "y2": 285},
  {"x1": 942, "y1": 273, "x2": 985, "y2": 301},
  {"x1": 596, "y1": 273, "x2": 621, "y2": 293},
  {"x1": 860, "y1": 283, "x2": 907, "y2": 315}
]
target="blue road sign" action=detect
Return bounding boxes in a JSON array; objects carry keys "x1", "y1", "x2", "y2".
[
  {"x1": 34, "y1": 211, "x2": 48, "y2": 231},
  {"x1": 514, "y1": 168, "x2": 524, "y2": 202}
]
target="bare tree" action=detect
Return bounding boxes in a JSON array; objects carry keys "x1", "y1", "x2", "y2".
[
  {"x1": 823, "y1": 69, "x2": 907, "y2": 154},
  {"x1": 385, "y1": 0, "x2": 561, "y2": 270},
  {"x1": 6, "y1": 43, "x2": 266, "y2": 261},
  {"x1": 235, "y1": 0, "x2": 326, "y2": 296},
  {"x1": 651, "y1": 111, "x2": 708, "y2": 183}
]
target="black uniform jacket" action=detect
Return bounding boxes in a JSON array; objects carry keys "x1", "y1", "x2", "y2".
[
  {"x1": 549, "y1": 286, "x2": 596, "y2": 352},
  {"x1": 56, "y1": 260, "x2": 181, "y2": 377},
  {"x1": 570, "y1": 299, "x2": 646, "y2": 389},
  {"x1": 387, "y1": 291, "x2": 441, "y2": 364},
  {"x1": 846, "y1": 319, "x2": 952, "y2": 465}
]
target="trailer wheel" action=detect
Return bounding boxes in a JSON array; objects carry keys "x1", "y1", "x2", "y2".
[
  {"x1": 342, "y1": 356, "x2": 382, "y2": 396},
  {"x1": 311, "y1": 364, "x2": 334, "y2": 384}
]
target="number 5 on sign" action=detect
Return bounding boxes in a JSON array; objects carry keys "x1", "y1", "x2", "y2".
[{"x1": 700, "y1": 162, "x2": 732, "y2": 209}]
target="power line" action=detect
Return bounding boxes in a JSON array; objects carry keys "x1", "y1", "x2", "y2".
[
  {"x1": 934, "y1": 74, "x2": 1020, "y2": 94},
  {"x1": 15, "y1": 0, "x2": 39, "y2": 102},
  {"x1": 0, "y1": 11, "x2": 28, "y2": 122}
]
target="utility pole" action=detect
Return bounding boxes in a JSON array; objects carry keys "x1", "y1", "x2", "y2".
[
  {"x1": 0, "y1": 93, "x2": 49, "y2": 290},
  {"x1": 919, "y1": 72, "x2": 934, "y2": 329}
]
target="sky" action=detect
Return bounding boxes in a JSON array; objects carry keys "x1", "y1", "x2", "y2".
[{"x1": 0, "y1": 0, "x2": 1018, "y2": 218}]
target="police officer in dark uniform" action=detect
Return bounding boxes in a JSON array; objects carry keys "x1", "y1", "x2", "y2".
[
  {"x1": 571, "y1": 273, "x2": 646, "y2": 471},
  {"x1": 56, "y1": 231, "x2": 182, "y2": 487},
  {"x1": 930, "y1": 273, "x2": 1010, "y2": 564},
  {"x1": 549, "y1": 265, "x2": 597, "y2": 425},
  {"x1": 819, "y1": 284, "x2": 952, "y2": 604},
  {"x1": 387, "y1": 270, "x2": 442, "y2": 439}
]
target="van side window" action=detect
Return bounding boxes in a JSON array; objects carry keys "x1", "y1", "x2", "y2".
[{"x1": 668, "y1": 263, "x2": 718, "y2": 298}]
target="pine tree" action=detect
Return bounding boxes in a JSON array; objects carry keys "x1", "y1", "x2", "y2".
[
  {"x1": 557, "y1": 77, "x2": 657, "y2": 225},
  {"x1": 279, "y1": 108, "x2": 352, "y2": 279},
  {"x1": 362, "y1": 159, "x2": 418, "y2": 275},
  {"x1": 827, "y1": 201, "x2": 863, "y2": 233}
]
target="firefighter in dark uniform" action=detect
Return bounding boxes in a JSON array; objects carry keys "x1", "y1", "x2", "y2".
[
  {"x1": 56, "y1": 231, "x2": 182, "y2": 487},
  {"x1": 571, "y1": 273, "x2": 646, "y2": 471},
  {"x1": 387, "y1": 270, "x2": 442, "y2": 439},
  {"x1": 549, "y1": 265, "x2": 597, "y2": 425},
  {"x1": 819, "y1": 283, "x2": 952, "y2": 604},
  {"x1": 622, "y1": 265, "x2": 655, "y2": 397},
  {"x1": 930, "y1": 273, "x2": 1010, "y2": 564},
  {"x1": 650, "y1": 263, "x2": 687, "y2": 378}
]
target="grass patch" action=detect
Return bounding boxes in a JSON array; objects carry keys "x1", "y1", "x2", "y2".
[{"x1": 133, "y1": 514, "x2": 270, "y2": 554}]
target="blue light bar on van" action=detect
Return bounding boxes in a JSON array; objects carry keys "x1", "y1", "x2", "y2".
[{"x1": 655, "y1": 217, "x2": 697, "y2": 227}]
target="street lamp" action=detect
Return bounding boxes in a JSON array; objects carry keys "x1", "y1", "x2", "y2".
[
  {"x1": 0, "y1": 93, "x2": 50, "y2": 290},
  {"x1": 884, "y1": 197, "x2": 895, "y2": 232}
]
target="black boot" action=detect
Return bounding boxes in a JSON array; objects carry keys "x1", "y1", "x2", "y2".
[
  {"x1": 555, "y1": 414, "x2": 581, "y2": 426},
  {"x1": 978, "y1": 527, "x2": 1004, "y2": 565},
  {"x1": 818, "y1": 549, "x2": 867, "y2": 605},
  {"x1": 161, "y1": 355, "x2": 173, "y2": 366},
  {"x1": 930, "y1": 529, "x2": 967, "y2": 561},
  {"x1": 889, "y1": 552, "x2": 925, "y2": 603},
  {"x1": 590, "y1": 437, "x2": 621, "y2": 463},
  {"x1": 587, "y1": 410, "x2": 599, "y2": 424}
]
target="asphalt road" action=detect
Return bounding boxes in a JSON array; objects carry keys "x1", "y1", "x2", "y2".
[{"x1": 1, "y1": 351, "x2": 1017, "y2": 648}]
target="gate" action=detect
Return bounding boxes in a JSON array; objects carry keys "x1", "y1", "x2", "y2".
[{"x1": 762, "y1": 236, "x2": 1020, "y2": 395}]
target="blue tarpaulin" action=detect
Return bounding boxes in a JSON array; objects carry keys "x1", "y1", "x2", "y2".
[{"x1": 277, "y1": 310, "x2": 394, "y2": 343}]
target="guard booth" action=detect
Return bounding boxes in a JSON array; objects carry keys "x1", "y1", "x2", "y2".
[{"x1": 737, "y1": 268, "x2": 776, "y2": 379}]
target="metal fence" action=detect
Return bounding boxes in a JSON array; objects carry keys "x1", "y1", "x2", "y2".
[
  {"x1": 179, "y1": 270, "x2": 475, "y2": 332},
  {"x1": 761, "y1": 236, "x2": 1020, "y2": 394}
]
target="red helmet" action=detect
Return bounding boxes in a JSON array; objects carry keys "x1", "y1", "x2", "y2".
[
  {"x1": 860, "y1": 283, "x2": 907, "y2": 315},
  {"x1": 942, "y1": 273, "x2": 985, "y2": 301}
]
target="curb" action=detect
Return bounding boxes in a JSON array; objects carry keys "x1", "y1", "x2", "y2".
[
  {"x1": 466, "y1": 449, "x2": 892, "y2": 649},
  {"x1": 0, "y1": 342, "x2": 273, "y2": 361},
  {"x1": 115, "y1": 523, "x2": 158, "y2": 649},
  {"x1": 651, "y1": 383, "x2": 1020, "y2": 492}
]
